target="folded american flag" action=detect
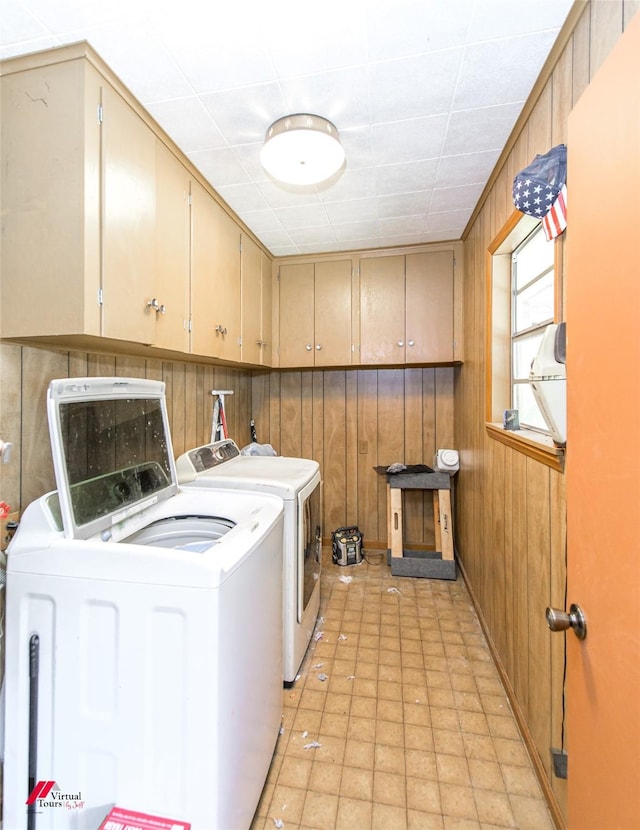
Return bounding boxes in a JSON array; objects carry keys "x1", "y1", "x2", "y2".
[{"x1": 542, "y1": 184, "x2": 567, "y2": 241}]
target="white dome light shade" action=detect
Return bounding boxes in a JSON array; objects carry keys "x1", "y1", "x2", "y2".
[{"x1": 260, "y1": 114, "x2": 345, "y2": 186}]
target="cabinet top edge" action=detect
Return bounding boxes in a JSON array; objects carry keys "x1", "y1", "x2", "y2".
[{"x1": 0, "y1": 40, "x2": 103, "y2": 77}]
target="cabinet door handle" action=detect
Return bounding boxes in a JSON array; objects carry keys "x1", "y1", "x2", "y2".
[
  {"x1": 397, "y1": 340, "x2": 404, "y2": 347},
  {"x1": 215, "y1": 325, "x2": 228, "y2": 335},
  {"x1": 147, "y1": 298, "x2": 165, "y2": 314},
  {"x1": 306, "y1": 344, "x2": 313, "y2": 351},
  {"x1": 316, "y1": 344, "x2": 322, "y2": 350},
  {"x1": 408, "y1": 339, "x2": 414, "y2": 346}
]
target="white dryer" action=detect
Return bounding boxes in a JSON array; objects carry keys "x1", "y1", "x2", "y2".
[
  {"x1": 3, "y1": 378, "x2": 284, "y2": 830},
  {"x1": 176, "y1": 440, "x2": 321, "y2": 685}
]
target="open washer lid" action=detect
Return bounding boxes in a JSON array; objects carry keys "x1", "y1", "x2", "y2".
[{"x1": 47, "y1": 377, "x2": 178, "y2": 540}]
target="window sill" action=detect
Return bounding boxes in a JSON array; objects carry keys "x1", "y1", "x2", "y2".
[{"x1": 486, "y1": 422, "x2": 565, "y2": 472}]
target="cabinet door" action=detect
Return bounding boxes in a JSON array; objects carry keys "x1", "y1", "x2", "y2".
[
  {"x1": 101, "y1": 83, "x2": 156, "y2": 344},
  {"x1": 314, "y1": 260, "x2": 353, "y2": 366},
  {"x1": 360, "y1": 256, "x2": 405, "y2": 364},
  {"x1": 240, "y1": 234, "x2": 263, "y2": 365},
  {"x1": 155, "y1": 142, "x2": 190, "y2": 352},
  {"x1": 279, "y1": 263, "x2": 315, "y2": 367},
  {"x1": 211, "y1": 205, "x2": 241, "y2": 361},
  {"x1": 260, "y1": 250, "x2": 273, "y2": 365},
  {"x1": 0, "y1": 59, "x2": 102, "y2": 339},
  {"x1": 405, "y1": 250, "x2": 454, "y2": 363},
  {"x1": 190, "y1": 179, "x2": 218, "y2": 357}
]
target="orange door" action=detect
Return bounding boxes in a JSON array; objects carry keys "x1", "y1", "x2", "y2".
[{"x1": 566, "y1": 13, "x2": 640, "y2": 828}]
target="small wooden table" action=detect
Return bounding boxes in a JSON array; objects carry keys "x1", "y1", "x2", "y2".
[{"x1": 376, "y1": 466, "x2": 456, "y2": 580}]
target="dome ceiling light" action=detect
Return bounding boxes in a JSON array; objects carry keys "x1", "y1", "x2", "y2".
[{"x1": 260, "y1": 114, "x2": 345, "y2": 186}]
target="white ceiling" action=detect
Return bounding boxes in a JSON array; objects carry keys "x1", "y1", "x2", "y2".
[{"x1": 1, "y1": 0, "x2": 574, "y2": 257}]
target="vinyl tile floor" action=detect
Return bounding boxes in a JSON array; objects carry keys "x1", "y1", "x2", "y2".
[{"x1": 251, "y1": 549, "x2": 556, "y2": 830}]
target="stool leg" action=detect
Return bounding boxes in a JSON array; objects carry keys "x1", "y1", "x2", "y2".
[
  {"x1": 390, "y1": 487, "x2": 403, "y2": 559},
  {"x1": 436, "y1": 489, "x2": 454, "y2": 561}
]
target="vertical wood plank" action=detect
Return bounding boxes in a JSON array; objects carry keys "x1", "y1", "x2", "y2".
[
  {"x1": 21, "y1": 346, "x2": 69, "y2": 506},
  {"x1": 0, "y1": 344, "x2": 23, "y2": 514},
  {"x1": 280, "y1": 371, "x2": 302, "y2": 457},
  {"x1": 526, "y1": 458, "x2": 552, "y2": 776},
  {"x1": 377, "y1": 369, "x2": 405, "y2": 544},
  {"x1": 404, "y1": 368, "x2": 424, "y2": 545},
  {"x1": 323, "y1": 371, "x2": 347, "y2": 533},
  {"x1": 357, "y1": 369, "x2": 379, "y2": 543}
]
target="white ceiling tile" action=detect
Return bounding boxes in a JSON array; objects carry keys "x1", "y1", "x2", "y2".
[
  {"x1": 215, "y1": 184, "x2": 271, "y2": 216},
  {"x1": 147, "y1": 98, "x2": 225, "y2": 153},
  {"x1": 453, "y1": 31, "x2": 559, "y2": 109},
  {"x1": 256, "y1": 180, "x2": 325, "y2": 209},
  {"x1": 278, "y1": 67, "x2": 371, "y2": 130},
  {"x1": 0, "y1": 0, "x2": 51, "y2": 44},
  {"x1": 265, "y1": 0, "x2": 367, "y2": 77},
  {"x1": 324, "y1": 198, "x2": 378, "y2": 225},
  {"x1": 366, "y1": 0, "x2": 473, "y2": 60},
  {"x1": 319, "y1": 168, "x2": 377, "y2": 204},
  {"x1": 377, "y1": 192, "x2": 431, "y2": 220},
  {"x1": 187, "y1": 147, "x2": 250, "y2": 188},
  {"x1": 425, "y1": 208, "x2": 470, "y2": 232},
  {"x1": 379, "y1": 215, "x2": 427, "y2": 236},
  {"x1": 435, "y1": 150, "x2": 500, "y2": 188},
  {"x1": 369, "y1": 49, "x2": 463, "y2": 123},
  {"x1": 467, "y1": 0, "x2": 574, "y2": 42},
  {"x1": 372, "y1": 116, "x2": 448, "y2": 165},
  {"x1": 274, "y1": 204, "x2": 330, "y2": 230},
  {"x1": 201, "y1": 83, "x2": 289, "y2": 146},
  {"x1": 232, "y1": 209, "x2": 284, "y2": 233},
  {"x1": 430, "y1": 183, "x2": 484, "y2": 212},
  {"x1": 13, "y1": 0, "x2": 136, "y2": 32},
  {"x1": 375, "y1": 159, "x2": 439, "y2": 196},
  {"x1": 288, "y1": 226, "x2": 338, "y2": 247},
  {"x1": 333, "y1": 220, "x2": 380, "y2": 243},
  {"x1": 442, "y1": 102, "x2": 523, "y2": 155},
  {"x1": 72, "y1": 20, "x2": 193, "y2": 103}
]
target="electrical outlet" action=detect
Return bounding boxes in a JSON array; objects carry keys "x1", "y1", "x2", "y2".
[{"x1": 359, "y1": 441, "x2": 368, "y2": 454}]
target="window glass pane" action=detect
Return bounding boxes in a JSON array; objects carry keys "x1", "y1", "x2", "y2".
[
  {"x1": 513, "y1": 332, "x2": 543, "y2": 380},
  {"x1": 515, "y1": 226, "x2": 554, "y2": 291},
  {"x1": 514, "y1": 269, "x2": 554, "y2": 333},
  {"x1": 513, "y1": 382, "x2": 548, "y2": 430}
]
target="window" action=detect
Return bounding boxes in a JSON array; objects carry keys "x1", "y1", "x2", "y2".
[
  {"x1": 486, "y1": 211, "x2": 564, "y2": 471},
  {"x1": 511, "y1": 225, "x2": 555, "y2": 430}
]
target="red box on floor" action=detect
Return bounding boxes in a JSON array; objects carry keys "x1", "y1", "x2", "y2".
[{"x1": 99, "y1": 806, "x2": 190, "y2": 830}]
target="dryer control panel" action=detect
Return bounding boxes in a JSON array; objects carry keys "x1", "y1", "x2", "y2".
[{"x1": 178, "y1": 439, "x2": 240, "y2": 477}]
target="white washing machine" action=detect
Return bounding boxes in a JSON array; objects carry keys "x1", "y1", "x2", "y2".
[
  {"x1": 176, "y1": 440, "x2": 321, "y2": 685},
  {"x1": 3, "y1": 378, "x2": 284, "y2": 830}
]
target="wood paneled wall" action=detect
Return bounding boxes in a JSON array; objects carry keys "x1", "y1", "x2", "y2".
[
  {"x1": 251, "y1": 367, "x2": 454, "y2": 547},
  {"x1": 456, "y1": 1, "x2": 639, "y2": 823},
  {"x1": 0, "y1": 342, "x2": 253, "y2": 519}
]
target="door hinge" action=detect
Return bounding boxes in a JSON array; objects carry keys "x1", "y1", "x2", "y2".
[
  {"x1": 187, "y1": 318, "x2": 192, "y2": 333},
  {"x1": 97, "y1": 104, "x2": 103, "y2": 124},
  {"x1": 97, "y1": 288, "x2": 104, "y2": 306},
  {"x1": 188, "y1": 193, "x2": 192, "y2": 207}
]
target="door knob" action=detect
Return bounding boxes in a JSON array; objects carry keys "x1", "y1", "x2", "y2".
[{"x1": 546, "y1": 604, "x2": 587, "y2": 640}]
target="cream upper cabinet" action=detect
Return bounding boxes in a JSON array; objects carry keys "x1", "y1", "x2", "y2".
[
  {"x1": 278, "y1": 260, "x2": 352, "y2": 368},
  {"x1": 190, "y1": 182, "x2": 241, "y2": 361},
  {"x1": 0, "y1": 47, "x2": 182, "y2": 350},
  {"x1": 101, "y1": 82, "x2": 157, "y2": 344},
  {"x1": 360, "y1": 251, "x2": 455, "y2": 364},
  {"x1": 154, "y1": 141, "x2": 190, "y2": 352},
  {"x1": 211, "y1": 205, "x2": 241, "y2": 362},
  {"x1": 241, "y1": 234, "x2": 272, "y2": 366},
  {"x1": 405, "y1": 250, "x2": 455, "y2": 363},
  {"x1": 1, "y1": 55, "x2": 103, "y2": 340},
  {"x1": 360, "y1": 256, "x2": 406, "y2": 364}
]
